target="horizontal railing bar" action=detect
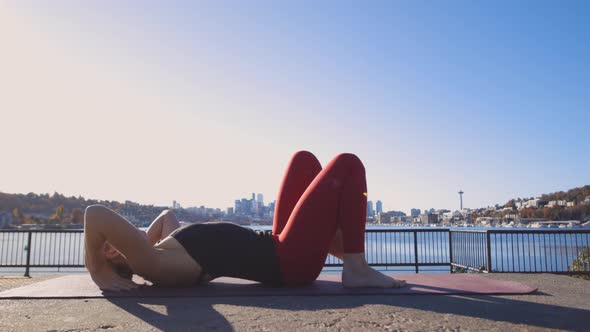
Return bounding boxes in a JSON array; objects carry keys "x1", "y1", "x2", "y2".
[
  {"x1": 2, "y1": 228, "x2": 588, "y2": 234},
  {"x1": 0, "y1": 228, "x2": 453, "y2": 233},
  {"x1": 0, "y1": 264, "x2": 85, "y2": 268},
  {"x1": 325, "y1": 263, "x2": 450, "y2": 267},
  {"x1": 365, "y1": 229, "x2": 451, "y2": 233},
  {"x1": 449, "y1": 229, "x2": 488, "y2": 233},
  {"x1": 486, "y1": 229, "x2": 590, "y2": 234},
  {"x1": 2, "y1": 228, "x2": 589, "y2": 275},
  {"x1": 482, "y1": 271, "x2": 590, "y2": 275},
  {"x1": 0, "y1": 230, "x2": 84, "y2": 233}
]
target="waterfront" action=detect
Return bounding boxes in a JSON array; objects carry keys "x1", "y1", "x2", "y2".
[{"x1": 1, "y1": 226, "x2": 588, "y2": 275}]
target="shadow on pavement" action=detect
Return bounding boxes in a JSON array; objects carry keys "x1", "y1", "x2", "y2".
[{"x1": 109, "y1": 290, "x2": 588, "y2": 331}]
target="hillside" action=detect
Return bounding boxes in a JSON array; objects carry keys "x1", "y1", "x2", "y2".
[
  {"x1": 504, "y1": 185, "x2": 590, "y2": 221},
  {"x1": 0, "y1": 191, "x2": 214, "y2": 227}
]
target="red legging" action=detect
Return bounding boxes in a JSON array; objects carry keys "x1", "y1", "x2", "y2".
[{"x1": 272, "y1": 151, "x2": 367, "y2": 286}]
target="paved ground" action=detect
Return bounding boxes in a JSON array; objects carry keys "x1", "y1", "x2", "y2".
[
  {"x1": 0, "y1": 275, "x2": 59, "y2": 292},
  {"x1": 0, "y1": 273, "x2": 588, "y2": 332}
]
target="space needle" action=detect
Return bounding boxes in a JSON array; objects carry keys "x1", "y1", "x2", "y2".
[{"x1": 458, "y1": 190, "x2": 464, "y2": 210}]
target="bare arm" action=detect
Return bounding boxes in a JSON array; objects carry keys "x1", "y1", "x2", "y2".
[
  {"x1": 145, "y1": 209, "x2": 181, "y2": 245},
  {"x1": 84, "y1": 205, "x2": 157, "y2": 290}
]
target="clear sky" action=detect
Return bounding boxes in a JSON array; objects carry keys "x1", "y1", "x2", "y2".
[{"x1": 1, "y1": 1, "x2": 589, "y2": 214}]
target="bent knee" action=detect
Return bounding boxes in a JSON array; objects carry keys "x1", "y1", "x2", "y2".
[
  {"x1": 291, "y1": 150, "x2": 320, "y2": 163},
  {"x1": 292, "y1": 150, "x2": 315, "y2": 158},
  {"x1": 162, "y1": 209, "x2": 177, "y2": 220},
  {"x1": 334, "y1": 153, "x2": 364, "y2": 170},
  {"x1": 162, "y1": 209, "x2": 176, "y2": 217},
  {"x1": 84, "y1": 204, "x2": 110, "y2": 219}
]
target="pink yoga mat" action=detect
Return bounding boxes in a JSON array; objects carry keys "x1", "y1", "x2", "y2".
[{"x1": 0, "y1": 273, "x2": 536, "y2": 299}]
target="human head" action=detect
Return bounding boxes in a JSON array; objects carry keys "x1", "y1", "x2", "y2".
[{"x1": 102, "y1": 241, "x2": 133, "y2": 279}]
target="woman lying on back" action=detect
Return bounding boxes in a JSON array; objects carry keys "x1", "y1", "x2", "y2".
[{"x1": 85, "y1": 151, "x2": 406, "y2": 290}]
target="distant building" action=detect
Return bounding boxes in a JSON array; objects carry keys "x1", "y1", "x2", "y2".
[
  {"x1": 476, "y1": 217, "x2": 498, "y2": 226},
  {"x1": 376, "y1": 200, "x2": 383, "y2": 214},
  {"x1": 420, "y1": 213, "x2": 439, "y2": 224},
  {"x1": 0, "y1": 212, "x2": 13, "y2": 228},
  {"x1": 235, "y1": 198, "x2": 253, "y2": 215},
  {"x1": 376, "y1": 212, "x2": 391, "y2": 224},
  {"x1": 517, "y1": 198, "x2": 542, "y2": 210},
  {"x1": 227, "y1": 207, "x2": 234, "y2": 215},
  {"x1": 367, "y1": 201, "x2": 374, "y2": 217},
  {"x1": 546, "y1": 200, "x2": 567, "y2": 208},
  {"x1": 257, "y1": 193, "x2": 264, "y2": 205},
  {"x1": 250, "y1": 194, "x2": 256, "y2": 211},
  {"x1": 387, "y1": 210, "x2": 406, "y2": 217},
  {"x1": 400, "y1": 216, "x2": 414, "y2": 223},
  {"x1": 268, "y1": 201, "x2": 276, "y2": 219},
  {"x1": 410, "y1": 208, "x2": 421, "y2": 217},
  {"x1": 584, "y1": 196, "x2": 590, "y2": 205}
]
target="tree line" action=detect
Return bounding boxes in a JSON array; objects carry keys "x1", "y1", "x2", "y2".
[
  {"x1": 0, "y1": 191, "x2": 166, "y2": 226},
  {"x1": 1, "y1": 191, "x2": 219, "y2": 227}
]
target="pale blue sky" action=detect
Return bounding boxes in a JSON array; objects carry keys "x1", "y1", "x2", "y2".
[{"x1": 1, "y1": 1, "x2": 589, "y2": 213}]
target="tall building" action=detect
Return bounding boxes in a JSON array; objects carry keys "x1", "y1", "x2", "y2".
[
  {"x1": 376, "y1": 200, "x2": 383, "y2": 214},
  {"x1": 410, "y1": 208, "x2": 421, "y2": 217},
  {"x1": 257, "y1": 193, "x2": 264, "y2": 205},
  {"x1": 367, "y1": 201, "x2": 374, "y2": 217},
  {"x1": 234, "y1": 200, "x2": 241, "y2": 214}
]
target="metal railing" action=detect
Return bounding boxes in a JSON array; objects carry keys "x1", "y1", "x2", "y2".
[
  {"x1": 487, "y1": 229, "x2": 590, "y2": 274},
  {"x1": 1, "y1": 228, "x2": 589, "y2": 276},
  {"x1": 325, "y1": 229, "x2": 451, "y2": 273},
  {"x1": 0, "y1": 230, "x2": 85, "y2": 276},
  {"x1": 450, "y1": 230, "x2": 490, "y2": 272}
]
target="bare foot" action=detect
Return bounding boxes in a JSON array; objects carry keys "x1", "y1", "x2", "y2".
[
  {"x1": 341, "y1": 253, "x2": 406, "y2": 288},
  {"x1": 342, "y1": 265, "x2": 406, "y2": 288}
]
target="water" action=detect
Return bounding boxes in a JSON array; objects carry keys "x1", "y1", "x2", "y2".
[{"x1": 1, "y1": 226, "x2": 588, "y2": 275}]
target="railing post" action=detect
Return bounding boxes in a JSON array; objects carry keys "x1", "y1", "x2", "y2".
[
  {"x1": 414, "y1": 231, "x2": 419, "y2": 273},
  {"x1": 486, "y1": 231, "x2": 492, "y2": 273},
  {"x1": 24, "y1": 231, "x2": 32, "y2": 277},
  {"x1": 448, "y1": 230, "x2": 453, "y2": 273}
]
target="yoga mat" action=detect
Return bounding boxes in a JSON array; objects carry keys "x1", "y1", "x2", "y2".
[{"x1": 0, "y1": 273, "x2": 537, "y2": 299}]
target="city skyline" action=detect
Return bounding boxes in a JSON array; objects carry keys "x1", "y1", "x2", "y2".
[{"x1": 1, "y1": 2, "x2": 589, "y2": 213}]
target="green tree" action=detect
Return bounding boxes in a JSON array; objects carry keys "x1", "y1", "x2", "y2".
[
  {"x1": 12, "y1": 208, "x2": 24, "y2": 224},
  {"x1": 569, "y1": 247, "x2": 590, "y2": 280},
  {"x1": 70, "y1": 208, "x2": 84, "y2": 224},
  {"x1": 49, "y1": 205, "x2": 65, "y2": 224},
  {"x1": 505, "y1": 199, "x2": 517, "y2": 209}
]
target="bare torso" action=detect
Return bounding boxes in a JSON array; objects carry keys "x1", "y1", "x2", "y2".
[{"x1": 148, "y1": 236, "x2": 205, "y2": 287}]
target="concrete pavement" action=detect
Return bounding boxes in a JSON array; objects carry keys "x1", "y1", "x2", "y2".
[{"x1": 0, "y1": 273, "x2": 588, "y2": 332}]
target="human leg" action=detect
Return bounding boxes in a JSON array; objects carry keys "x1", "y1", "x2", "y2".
[
  {"x1": 276, "y1": 153, "x2": 405, "y2": 288},
  {"x1": 272, "y1": 151, "x2": 322, "y2": 235},
  {"x1": 146, "y1": 209, "x2": 181, "y2": 245},
  {"x1": 275, "y1": 153, "x2": 368, "y2": 285}
]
